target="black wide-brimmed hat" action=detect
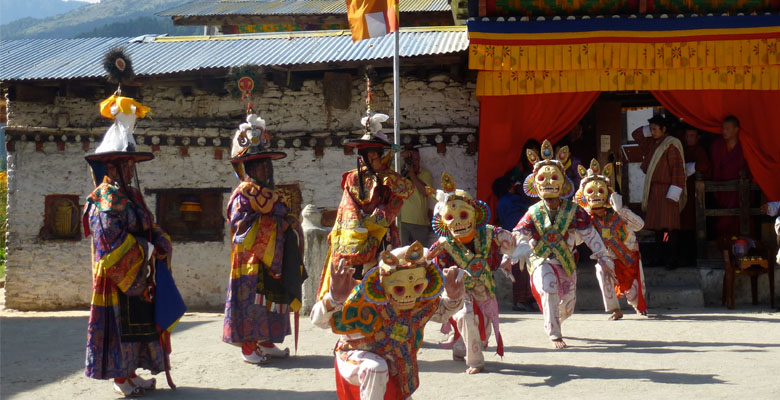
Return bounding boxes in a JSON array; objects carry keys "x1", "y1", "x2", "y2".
[{"x1": 85, "y1": 150, "x2": 154, "y2": 163}]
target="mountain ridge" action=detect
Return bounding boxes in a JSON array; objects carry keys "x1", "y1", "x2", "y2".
[{"x1": 0, "y1": 0, "x2": 194, "y2": 40}]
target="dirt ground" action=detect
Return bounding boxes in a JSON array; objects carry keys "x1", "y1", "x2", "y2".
[{"x1": 2, "y1": 294, "x2": 780, "y2": 399}]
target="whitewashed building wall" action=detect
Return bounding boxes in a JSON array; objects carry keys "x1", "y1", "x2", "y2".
[{"x1": 3, "y1": 73, "x2": 480, "y2": 310}]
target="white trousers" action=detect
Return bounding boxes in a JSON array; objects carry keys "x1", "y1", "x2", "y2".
[
  {"x1": 532, "y1": 262, "x2": 577, "y2": 340},
  {"x1": 595, "y1": 262, "x2": 647, "y2": 313},
  {"x1": 336, "y1": 350, "x2": 389, "y2": 400},
  {"x1": 451, "y1": 298, "x2": 492, "y2": 368}
]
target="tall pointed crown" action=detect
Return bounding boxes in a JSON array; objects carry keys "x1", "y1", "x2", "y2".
[
  {"x1": 577, "y1": 159, "x2": 614, "y2": 188},
  {"x1": 575, "y1": 158, "x2": 615, "y2": 208},
  {"x1": 526, "y1": 139, "x2": 570, "y2": 171},
  {"x1": 427, "y1": 172, "x2": 491, "y2": 238},
  {"x1": 523, "y1": 139, "x2": 575, "y2": 198}
]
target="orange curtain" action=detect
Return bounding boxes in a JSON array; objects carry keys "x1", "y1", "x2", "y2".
[
  {"x1": 652, "y1": 90, "x2": 780, "y2": 201},
  {"x1": 477, "y1": 92, "x2": 600, "y2": 215}
]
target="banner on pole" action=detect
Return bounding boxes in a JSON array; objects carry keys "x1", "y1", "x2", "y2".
[{"x1": 346, "y1": 0, "x2": 399, "y2": 42}]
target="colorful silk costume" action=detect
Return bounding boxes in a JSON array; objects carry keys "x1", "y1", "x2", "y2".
[
  {"x1": 428, "y1": 172, "x2": 516, "y2": 370},
  {"x1": 311, "y1": 244, "x2": 464, "y2": 400},
  {"x1": 223, "y1": 181, "x2": 305, "y2": 345},
  {"x1": 328, "y1": 165, "x2": 414, "y2": 270},
  {"x1": 317, "y1": 108, "x2": 414, "y2": 299},
  {"x1": 576, "y1": 160, "x2": 647, "y2": 315},
  {"x1": 223, "y1": 111, "x2": 306, "y2": 354},
  {"x1": 83, "y1": 181, "x2": 171, "y2": 380},
  {"x1": 511, "y1": 140, "x2": 613, "y2": 341}
]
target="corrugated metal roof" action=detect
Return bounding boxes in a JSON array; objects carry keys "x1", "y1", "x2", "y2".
[
  {"x1": 158, "y1": 0, "x2": 451, "y2": 16},
  {"x1": 0, "y1": 27, "x2": 467, "y2": 81}
]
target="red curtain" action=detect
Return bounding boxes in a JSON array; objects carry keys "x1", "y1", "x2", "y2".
[
  {"x1": 477, "y1": 92, "x2": 600, "y2": 215},
  {"x1": 652, "y1": 90, "x2": 780, "y2": 201}
]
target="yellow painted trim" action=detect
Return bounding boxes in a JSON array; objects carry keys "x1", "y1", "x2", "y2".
[
  {"x1": 469, "y1": 39, "x2": 780, "y2": 73},
  {"x1": 475, "y1": 65, "x2": 780, "y2": 96},
  {"x1": 468, "y1": 26, "x2": 780, "y2": 41},
  {"x1": 153, "y1": 26, "x2": 466, "y2": 43}
]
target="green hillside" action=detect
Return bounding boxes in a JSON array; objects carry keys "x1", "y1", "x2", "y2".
[{"x1": 0, "y1": 0, "x2": 193, "y2": 40}]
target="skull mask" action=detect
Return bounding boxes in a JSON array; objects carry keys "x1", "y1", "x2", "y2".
[
  {"x1": 378, "y1": 242, "x2": 431, "y2": 311},
  {"x1": 526, "y1": 140, "x2": 571, "y2": 199},
  {"x1": 535, "y1": 165, "x2": 564, "y2": 199},
  {"x1": 582, "y1": 179, "x2": 609, "y2": 209},
  {"x1": 381, "y1": 267, "x2": 428, "y2": 311},
  {"x1": 442, "y1": 197, "x2": 475, "y2": 242},
  {"x1": 576, "y1": 159, "x2": 614, "y2": 210}
]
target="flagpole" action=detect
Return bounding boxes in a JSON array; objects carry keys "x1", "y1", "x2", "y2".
[
  {"x1": 393, "y1": 29, "x2": 401, "y2": 174},
  {"x1": 393, "y1": 27, "x2": 402, "y2": 242}
]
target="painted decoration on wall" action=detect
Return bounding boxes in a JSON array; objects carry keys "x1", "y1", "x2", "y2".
[
  {"x1": 472, "y1": 0, "x2": 780, "y2": 17},
  {"x1": 467, "y1": 14, "x2": 780, "y2": 95},
  {"x1": 228, "y1": 65, "x2": 263, "y2": 101}
]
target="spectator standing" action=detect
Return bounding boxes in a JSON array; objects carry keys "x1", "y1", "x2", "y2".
[
  {"x1": 631, "y1": 115, "x2": 687, "y2": 269},
  {"x1": 399, "y1": 148, "x2": 433, "y2": 245}
]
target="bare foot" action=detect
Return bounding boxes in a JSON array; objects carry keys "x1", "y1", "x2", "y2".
[
  {"x1": 466, "y1": 366, "x2": 484, "y2": 374},
  {"x1": 609, "y1": 309, "x2": 623, "y2": 320},
  {"x1": 551, "y1": 338, "x2": 567, "y2": 349}
]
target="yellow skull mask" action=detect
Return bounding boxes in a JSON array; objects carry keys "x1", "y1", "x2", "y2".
[
  {"x1": 381, "y1": 267, "x2": 428, "y2": 311},
  {"x1": 583, "y1": 179, "x2": 609, "y2": 209},
  {"x1": 535, "y1": 165, "x2": 565, "y2": 199},
  {"x1": 442, "y1": 197, "x2": 475, "y2": 242},
  {"x1": 576, "y1": 159, "x2": 614, "y2": 210}
]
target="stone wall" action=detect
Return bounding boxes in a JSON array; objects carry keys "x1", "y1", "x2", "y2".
[{"x1": 3, "y1": 72, "x2": 480, "y2": 310}]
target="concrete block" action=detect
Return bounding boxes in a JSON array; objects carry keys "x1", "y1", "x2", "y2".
[{"x1": 300, "y1": 205, "x2": 333, "y2": 314}]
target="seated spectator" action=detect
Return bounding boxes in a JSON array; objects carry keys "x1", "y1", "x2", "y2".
[
  {"x1": 710, "y1": 116, "x2": 748, "y2": 239},
  {"x1": 494, "y1": 176, "x2": 528, "y2": 231}
]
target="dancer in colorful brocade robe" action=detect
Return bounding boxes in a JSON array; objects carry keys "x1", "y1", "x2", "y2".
[
  {"x1": 223, "y1": 110, "x2": 307, "y2": 364},
  {"x1": 575, "y1": 159, "x2": 647, "y2": 319},
  {"x1": 512, "y1": 140, "x2": 614, "y2": 349},
  {"x1": 317, "y1": 109, "x2": 413, "y2": 301},
  {"x1": 428, "y1": 172, "x2": 516, "y2": 374},
  {"x1": 311, "y1": 242, "x2": 465, "y2": 400},
  {"x1": 83, "y1": 86, "x2": 176, "y2": 396}
]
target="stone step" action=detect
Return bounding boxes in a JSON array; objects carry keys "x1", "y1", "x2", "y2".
[
  {"x1": 575, "y1": 286, "x2": 705, "y2": 311},
  {"x1": 575, "y1": 266, "x2": 705, "y2": 310},
  {"x1": 576, "y1": 266, "x2": 702, "y2": 288}
]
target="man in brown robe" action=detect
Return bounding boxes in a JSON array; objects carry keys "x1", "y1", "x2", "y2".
[{"x1": 632, "y1": 115, "x2": 686, "y2": 269}]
